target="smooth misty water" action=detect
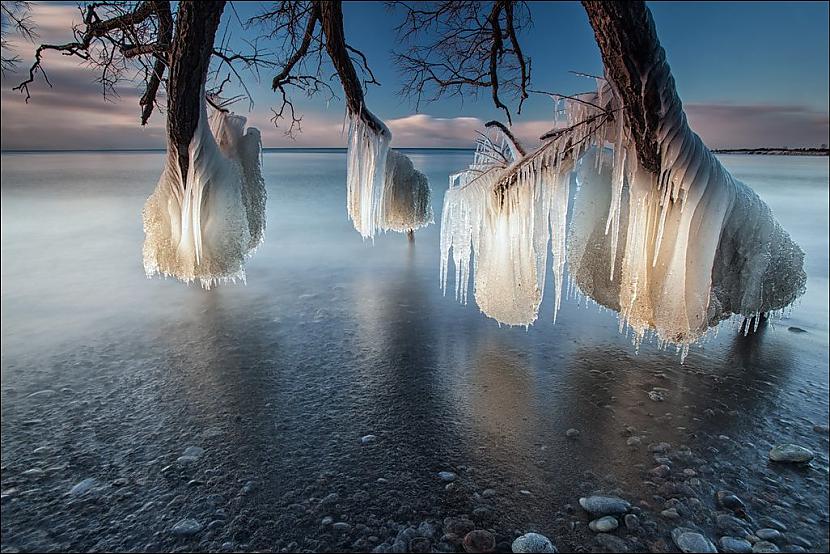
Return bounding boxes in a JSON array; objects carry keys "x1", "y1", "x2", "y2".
[{"x1": 1, "y1": 151, "x2": 828, "y2": 553}]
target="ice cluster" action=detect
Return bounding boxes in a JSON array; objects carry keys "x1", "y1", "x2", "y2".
[
  {"x1": 346, "y1": 109, "x2": 433, "y2": 238},
  {"x1": 440, "y1": 79, "x2": 806, "y2": 354},
  {"x1": 142, "y1": 95, "x2": 266, "y2": 289}
]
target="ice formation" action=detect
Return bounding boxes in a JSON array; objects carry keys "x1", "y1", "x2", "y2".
[
  {"x1": 346, "y1": 109, "x2": 433, "y2": 237},
  {"x1": 440, "y1": 79, "x2": 806, "y2": 352},
  {"x1": 380, "y1": 149, "x2": 433, "y2": 233},
  {"x1": 142, "y1": 94, "x2": 266, "y2": 289}
]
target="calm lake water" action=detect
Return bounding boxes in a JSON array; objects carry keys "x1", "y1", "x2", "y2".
[{"x1": 1, "y1": 150, "x2": 828, "y2": 552}]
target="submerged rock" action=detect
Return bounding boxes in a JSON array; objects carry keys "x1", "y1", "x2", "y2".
[
  {"x1": 170, "y1": 518, "x2": 202, "y2": 537},
  {"x1": 720, "y1": 536, "x2": 753, "y2": 553},
  {"x1": 769, "y1": 444, "x2": 814, "y2": 463},
  {"x1": 671, "y1": 527, "x2": 717, "y2": 553},
  {"x1": 578, "y1": 495, "x2": 630, "y2": 515},
  {"x1": 68, "y1": 478, "x2": 97, "y2": 496},
  {"x1": 511, "y1": 532, "x2": 557, "y2": 553}
]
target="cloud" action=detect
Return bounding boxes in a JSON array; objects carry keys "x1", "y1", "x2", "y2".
[{"x1": 686, "y1": 103, "x2": 829, "y2": 149}]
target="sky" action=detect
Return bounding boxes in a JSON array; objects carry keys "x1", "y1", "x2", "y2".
[{"x1": 1, "y1": 1, "x2": 828, "y2": 150}]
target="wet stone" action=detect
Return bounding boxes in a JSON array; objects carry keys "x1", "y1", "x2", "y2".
[
  {"x1": 755, "y1": 529, "x2": 782, "y2": 542},
  {"x1": 671, "y1": 527, "x2": 717, "y2": 553},
  {"x1": 768, "y1": 444, "x2": 814, "y2": 463},
  {"x1": 720, "y1": 536, "x2": 753, "y2": 553},
  {"x1": 589, "y1": 516, "x2": 619, "y2": 532},
  {"x1": 717, "y1": 490, "x2": 746, "y2": 511},
  {"x1": 751, "y1": 541, "x2": 780, "y2": 553},
  {"x1": 170, "y1": 518, "x2": 202, "y2": 537},
  {"x1": 68, "y1": 478, "x2": 97, "y2": 496},
  {"x1": 511, "y1": 532, "x2": 557, "y2": 553},
  {"x1": 623, "y1": 513, "x2": 640, "y2": 530},
  {"x1": 594, "y1": 533, "x2": 629, "y2": 553},
  {"x1": 463, "y1": 530, "x2": 495, "y2": 553},
  {"x1": 578, "y1": 495, "x2": 630, "y2": 515}
]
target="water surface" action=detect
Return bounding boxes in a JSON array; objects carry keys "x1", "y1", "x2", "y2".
[{"x1": 1, "y1": 151, "x2": 828, "y2": 552}]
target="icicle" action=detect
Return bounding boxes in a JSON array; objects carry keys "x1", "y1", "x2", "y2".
[
  {"x1": 345, "y1": 109, "x2": 433, "y2": 238},
  {"x1": 378, "y1": 149, "x2": 434, "y2": 233},
  {"x1": 346, "y1": 108, "x2": 391, "y2": 239},
  {"x1": 440, "y1": 75, "x2": 806, "y2": 354},
  {"x1": 142, "y1": 93, "x2": 265, "y2": 289}
]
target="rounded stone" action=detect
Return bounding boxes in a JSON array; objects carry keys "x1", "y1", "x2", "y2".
[
  {"x1": 671, "y1": 527, "x2": 717, "y2": 553},
  {"x1": 463, "y1": 530, "x2": 496, "y2": 553},
  {"x1": 511, "y1": 532, "x2": 557, "y2": 553},
  {"x1": 438, "y1": 471, "x2": 457, "y2": 482},
  {"x1": 755, "y1": 529, "x2": 782, "y2": 542},
  {"x1": 720, "y1": 536, "x2": 753, "y2": 553},
  {"x1": 589, "y1": 516, "x2": 619, "y2": 533},
  {"x1": 768, "y1": 444, "x2": 814, "y2": 463},
  {"x1": 171, "y1": 518, "x2": 202, "y2": 537},
  {"x1": 578, "y1": 495, "x2": 630, "y2": 515},
  {"x1": 751, "y1": 541, "x2": 780, "y2": 553}
]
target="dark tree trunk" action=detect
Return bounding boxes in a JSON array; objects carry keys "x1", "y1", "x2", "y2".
[
  {"x1": 582, "y1": 1, "x2": 683, "y2": 175},
  {"x1": 166, "y1": 0, "x2": 226, "y2": 182},
  {"x1": 316, "y1": 0, "x2": 383, "y2": 134}
]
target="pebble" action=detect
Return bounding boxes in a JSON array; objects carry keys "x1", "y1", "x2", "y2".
[
  {"x1": 463, "y1": 530, "x2": 495, "y2": 553},
  {"x1": 438, "y1": 471, "x2": 457, "y2": 482},
  {"x1": 482, "y1": 488, "x2": 496, "y2": 498},
  {"x1": 594, "y1": 533, "x2": 630, "y2": 553},
  {"x1": 579, "y1": 495, "x2": 630, "y2": 515},
  {"x1": 716, "y1": 490, "x2": 746, "y2": 511},
  {"x1": 720, "y1": 537, "x2": 753, "y2": 553},
  {"x1": 751, "y1": 541, "x2": 780, "y2": 553},
  {"x1": 566, "y1": 428, "x2": 580, "y2": 438},
  {"x1": 623, "y1": 514, "x2": 640, "y2": 530},
  {"x1": 360, "y1": 434, "x2": 377, "y2": 445},
  {"x1": 671, "y1": 527, "x2": 717, "y2": 553},
  {"x1": 182, "y1": 446, "x2": 204, "y2": 458},
  {"x1": 768, "y1": 444, "x2": 814, "y2": 463},
  {"x1": 661, "y1": 508, "x2": 680, "y2": 519},
  {"x1": 511, "y1": 532, "x2": 557, "y2": 553},
  {"x1": 170, "y1": 518, "x2": 202, "y2": 537},
  {"x1": 321, "y1": 516, "x2": 333, "y2": 526},
  {"x1": 626, "y1": 436, "x2": 641, "y2": 446},
  {"x1": 589, "y1": 516, "x2": 619, "y2": 532},
  {"x1": 755, "y1": 529, "x2": 782, "y2": 542},
  {"x1": 68, "y1": 478, "x2": 97, "y2": 496},
  {"x1": 650, "y1": 464, "x2": 671, "y2": 478},
  {"x1": 332, "y1": 522, "x2": 352, "y2": 532}
]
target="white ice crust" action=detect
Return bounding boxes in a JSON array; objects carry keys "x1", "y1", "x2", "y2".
[
  {"x1": 440, "y1": 79, "x2": 806, "y2": 355},
  {"x1": 142, "y1": 95, "x2": 266, "y2": 289}
]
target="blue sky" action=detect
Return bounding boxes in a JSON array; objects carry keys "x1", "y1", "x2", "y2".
[{"x1": 1, "y1": 1, "x2": 828, "y2": 149}]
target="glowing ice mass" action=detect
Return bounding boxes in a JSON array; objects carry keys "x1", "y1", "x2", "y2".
[{"x1": 440, "y1": 79, "x2": 807, "y2": 354}]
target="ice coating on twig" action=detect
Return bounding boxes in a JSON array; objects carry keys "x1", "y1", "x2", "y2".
[
  {"x1": 440, "y1": 78, "x2": 806, "y2": 354},
  {"x1": 379, "y1": 149, "x2": 434, "y2": 233},
  {"x1": 142, "y1": 94, "x2": 266, "y2": 289},
  {"x1": 346, "y1": 109, "x2": 433, "y2": 238}
]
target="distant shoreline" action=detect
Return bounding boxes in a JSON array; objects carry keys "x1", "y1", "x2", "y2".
[
  {"x1": 1, "y1": 147, "x2": 826, "y2": 156},
  {"x1": 713, "y1": 148, "x2": 829, "y2": 156}
]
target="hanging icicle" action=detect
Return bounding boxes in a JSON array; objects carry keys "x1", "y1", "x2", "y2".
[
  {"x1": 378, "y1": 149, "x2": 434, "y2": 233},
  {"x1": 345, "y1": 108, "x2": 433, "y2": 238},
  {"x1": 440, "y1": 78, "x2": 806, "y2": 355},
  {"x1": 142, "y1": 93, "x2": 266, "y2": 289}
]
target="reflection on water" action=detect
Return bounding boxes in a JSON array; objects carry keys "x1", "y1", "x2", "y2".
[{"x1": 1, "y1": 151, "x2": 828, "y2": 551}]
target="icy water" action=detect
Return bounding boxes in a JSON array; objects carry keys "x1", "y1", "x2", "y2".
[{"x1": 1, "y1": 151, "x2": 828, "y2": 553}]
